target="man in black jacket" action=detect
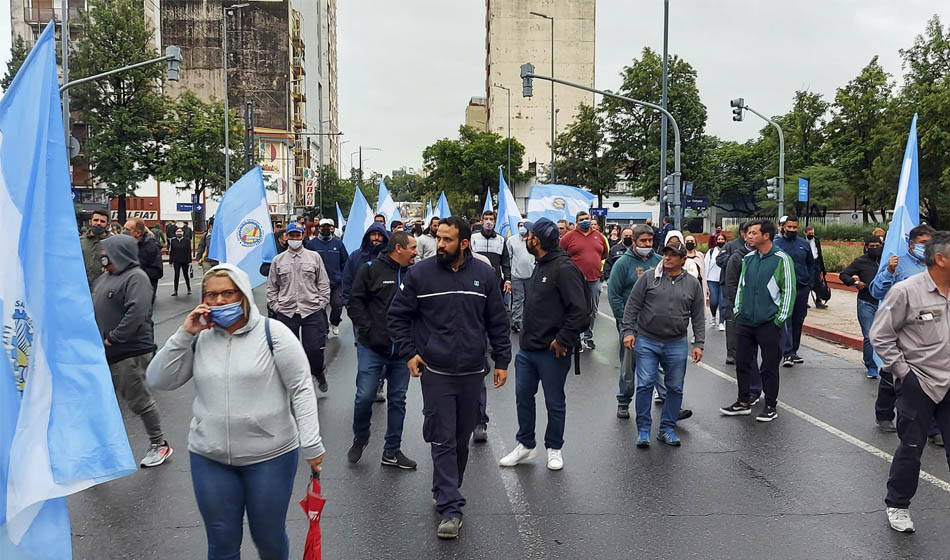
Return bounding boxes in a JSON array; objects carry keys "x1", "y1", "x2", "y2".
[
  {"x1": 840, "y1": 235, "x2": 883, "y2": 379},
  {"x1": 715, "y1": 221, "x2": 749, "y2": 270},
  {"x1": 348, "y1": 231, "x2": 419, "y2": 470},
  {"x1": 123, "y1": 217, "x2": 163, "y2": 303},
  {"x1": 498, "y1": 218, "x2": 589, "y2": 472},
  {"x1": 805, "y1": 225, "x2": 828, "y2": 308},
  {"x1": 388, "y1": 216, "x2": 511, "y2": 540},
  {"x1": 718, "y1": 221, "x2": 748, "y2": 363}
]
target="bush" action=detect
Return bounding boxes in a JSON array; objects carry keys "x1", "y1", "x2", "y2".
[
  {"x1": 821, "y1": 244, "x2": 864, "y2": 272},
  {"x1": 811, "y1": 223, "x2": 886, "y2": 242}
]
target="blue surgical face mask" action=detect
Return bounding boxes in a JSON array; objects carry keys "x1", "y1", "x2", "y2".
[
  {"x1": 579, "y1": 220, "x2": 591, "y2": 230},
  {"x1": 518, "y1": 226, "x2": 527, "y2": 236},
  {"x1": 209, "y1": 301, "x2": 244, "y2": 327},
  {"x1": 913, "y1": 243, "x2": 926, "y2": 261}
]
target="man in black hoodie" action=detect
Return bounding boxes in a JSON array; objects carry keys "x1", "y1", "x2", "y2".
[
  {"x1": 123, "y1": 217, "x2": 163, "y2": 303},
  {"x1": 839, "y1": 235, "x2": 884, "y2": 379},
  {"x1": 347, "y1": 231, "x2": 419, "y2": 470},
  {"x1": 497, "y1": 218, "x2": 589, "y2": 472}
]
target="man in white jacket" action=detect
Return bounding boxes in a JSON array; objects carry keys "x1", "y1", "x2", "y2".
[{"x1": 506, "y1": 219, "x2": 535, "y2": 332}]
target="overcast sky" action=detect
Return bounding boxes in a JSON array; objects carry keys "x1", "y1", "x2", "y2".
[{"x1": 337, "y1": 0, "x2": 948, "y2": 179}]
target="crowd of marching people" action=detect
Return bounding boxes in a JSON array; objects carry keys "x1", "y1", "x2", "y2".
[{"x1": 76, "y1": 206, "x2": 950, "y2": 553}]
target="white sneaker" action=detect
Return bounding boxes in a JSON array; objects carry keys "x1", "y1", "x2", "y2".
[
  {"x1": 331, "y1": 325, "x2": 340, "y2": 336},
  {"x1": 887, "y1": 507, "x2": 915, "y2": 533},
  {"x1": 546, "y1": 448, "x2": 563, "y2": 471},
  {"x1": 499, "y1": 443, "x2": 536, "y2": 467},
  {"x1": 717, "y1": 323, "x2": 726, "y2": 331}
]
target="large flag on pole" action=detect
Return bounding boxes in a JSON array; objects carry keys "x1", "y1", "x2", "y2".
[
  {"x1": 207, "y1": 166, "x2": 276, "y2": 288},
  {"x1": 877, "y1": 113, "x2": 920, "y2": 277},
  {"x1": 0, "y1": 22, "x2": 137, "y2": 560},
  {"x1": 496, "y1": 169, "x2": 523, "y2": 238},
  {"x1": 335, "y1": 202, "x2": 346, "y2": 235},
  {"x1": 377, "y1": 178, "x2": 397, "y2": 223},
  {"x1": 423, "y1": 199, "x2": 433, "y2": 225},
  {"x1": 525, "y1": 184, "x2": 595, "y2": 225},
  {"x1": 342, "y1": 187, "x2": 374, "y2": 254},
  {"x1": 434, "y1": 191, "x2": 452, "y2": 219},
  {"x1": 483, "y1": 189, "x2": 493, "y2": 214}
]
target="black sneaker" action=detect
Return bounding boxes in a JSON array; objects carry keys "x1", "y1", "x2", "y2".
[
  {"x1": 719, "y1": 401, "x2": 752, "y2": 416},
  {"x1": 678, "y1": 409, "x2": 693, "y2": 421},
  {"x1": 473, "y1": 424, "x2": 488, "y2": 443},
  {"x1": 382, "y1": 450, "x2": 417, "y2": 469},
  {"x1": 511, "y1": 322, "x2": 521, "y2": 333},
  {"x1": 782, "y1": 356, "x2": 795, "y2": 368},
  {"x1": 347, "y1": 440, "x2": 367, "y2": 464},
  {"x1": 791, "y1": 354, "x2": 804, "y2": 364},
  {"x1": 756, "y1": 406, "x2": 778, "y2": 422},
  {"x1": 585, "y1": 339, "x2": 596, "y2": 350},
  {"x1": 374, "y1": 381, "x2": 386, "y2": 403},
  {"x1": 725, "y1": 357, "x2": 735, "y2": 365},
  {"x1": 749, "y1": 396, "x2": 761, "y2": 406},
  {"x1": 314, "y1": 375, "x2": 328, "y2": 393},
  {"x1": 617, "y1": 404, "x2": 630, "y2": 419},
  {"x1": 437, "y1": 517, "x2": 462, "y2": 539}
]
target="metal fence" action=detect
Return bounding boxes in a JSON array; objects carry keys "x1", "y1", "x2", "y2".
[{"x1": 722, "y1": 215, "x2": 842, "y2": 229}]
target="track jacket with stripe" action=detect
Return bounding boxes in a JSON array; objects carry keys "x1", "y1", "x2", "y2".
[{"x1": 734, "y1": 244, "x2": 796, "y2": 328}]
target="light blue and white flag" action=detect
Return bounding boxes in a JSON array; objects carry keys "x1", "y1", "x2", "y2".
[
  {"x1": 877, "y1": 113, "x2": 920, "y2": 276},
  {"x1": 525, "y1": 184, "x2": 595, "y2": 225},
  {"x1": 423, "y1": 199, "x2": 433, "y2": 225},
  {"x1": 335, "y1": 202, "x2": 346, "y2": 236},
  {"x1": 483, "y1": 189, "x2": 493, "y2": 214},
  {"x1": 434, "y1": 191, "x2": 452, "y2": 219},
  {"x1": 496, "y1": 169, "x2": 523, "y2": 238},
  {"x1": 207, "y1": 166, "x2": 276, "y2": 288},
  {"x1": 376, "y1": 178, "x2": 397, "y2": 223},
  {"x1": 342, "y1": 187, "x2": 374, "y2": 254},
  {"x1": 391, "y1": 204, "x2": 403, "y2": 224},
  {"x1": 0, "y1": 23, "x2": 136, "y2": 560}
]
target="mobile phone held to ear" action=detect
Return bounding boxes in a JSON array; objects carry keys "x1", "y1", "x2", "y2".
[{"x1": 199, "y1": 313, "x2": 209, "y2": 326}]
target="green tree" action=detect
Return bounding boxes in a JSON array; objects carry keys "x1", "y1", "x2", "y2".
[
  {"x1": 422, "y1": 125, "x2": 529, "y2": 216},
  {"x1": 698, "y1": 137, "x2": 768, "y2": 214},
  {"x1": 384, "y1": 172, "x2": 426, "y2": 202},
  {"x1": 823, "y1": 57, "x2": 893, "y2": 222},
  {"x1": 601, "y1": 48, "x2": 708, "y2": 198},
  {"x1": 158, "y1": 91, "x2": 243, "y2": 199},
  {"x1": 1, "y1": 35, "x2": 28, "y2": 92},
  {"x1": 306, "y1": 165, "x2": 355, "y2": 219},
  {"x1": 553, "y1": 104, "x2": 616, "y2": 207},
  {"x1": 69, "y1": 0, "x2": 167, "y2": 223},
  {"x1": 758, "y1": 90, "x2": 829, "y2": 174}
]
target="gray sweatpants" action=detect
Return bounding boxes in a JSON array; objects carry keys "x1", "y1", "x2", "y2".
[{"x1": 109, "y1": 352, "x2": 164, "y2": 445}]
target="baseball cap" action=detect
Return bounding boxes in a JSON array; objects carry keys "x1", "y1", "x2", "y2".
[
  {"x1": 319, "y1": 218, "x2": 334, "y2": 226},
  {"x1": 524, "y1": 218, "x2": 559, "y2": 245},
  {"x1": 285, "y1": 222, "x2": 305, "y2": 234},
  {"x1": 662, "y1": 240, "x2": 687, "y2": 257}
]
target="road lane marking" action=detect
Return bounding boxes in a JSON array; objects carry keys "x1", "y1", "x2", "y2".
[
  {"x1": 486, "y1": 431, "x2": 548, "y2": 559},
  {"x1": 696, "y1": 361, "x2": 950, "y2": 493}
]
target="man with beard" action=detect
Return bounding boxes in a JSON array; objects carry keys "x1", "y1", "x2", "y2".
[
  {"x1": 81, "y1": 209, "x2": 111, "y2": 291},
  {"x1": 416, "y1": 216, "x2": 440, "y2": 261},
  {"x1": 388, "y1": 216, "x2": 511, "y2": 539},
  {"x1": 307, "y1": 218, "x2": 348, "y2": 336}
]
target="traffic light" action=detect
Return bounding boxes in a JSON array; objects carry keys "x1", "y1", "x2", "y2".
[
  {"x1": 521, "y1": 63, "x2": 535, "y2": 97},
  {"x1": 166, "y1": 45, "x2": 182, "y2": 82},
  {"x1": 766, "y1": 177, "x2": 777, "y2": 200},
  {"x1": 730, "y1": 98, "x2": 744, "y2": 121},
  {"x1": 661, "y1": 174, "x2": 676, "y2": 203}
]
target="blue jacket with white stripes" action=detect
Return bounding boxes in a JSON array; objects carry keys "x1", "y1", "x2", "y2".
[{"x1": 387, "y1": 249, "x2": 512, "y2": 374}]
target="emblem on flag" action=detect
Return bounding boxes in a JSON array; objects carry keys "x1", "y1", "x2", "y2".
[
  {"x1": 2, "y1": 300, "x2": 33, "y2": 393},
  {"x1": 552, "y1": 197, "x2": 567, "y2": 209},
  {"x1": 237, "y1": 219, "x2": 264, "y2": 247}
]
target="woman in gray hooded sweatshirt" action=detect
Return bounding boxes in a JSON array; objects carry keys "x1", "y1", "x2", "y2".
[{"x1": 147, "y1": 263, "x2": 324, "y2": 559}]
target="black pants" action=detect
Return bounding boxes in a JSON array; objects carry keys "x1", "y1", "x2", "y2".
[
  {"x1": 876, "y1": 368, "x2": 939, "y2": 437},
  {"x1": 885, "y1": 372, "x2": 950, "y2": 508},
  {"x1": 274, "y1": 311, "x2": 327, "y2": 383},
  {"x1": 421, "y1": 370, "x2": 483, "y2": 519},
  {"x1": 736, "y1": 322, "x2": 781, "y2": 407},
  {"x1": 785, "y1": 289, "x2": 810, "y2": 356},
  {"x1": 173, "y1": 262, "x2": 191, "y2": 293},
  {"x1": 327, "y1": 286, "x2": 344, "y2": 327}
]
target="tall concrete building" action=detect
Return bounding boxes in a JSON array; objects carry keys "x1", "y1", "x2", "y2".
[
  {"x1": 465, "y1": 96, "x2": 488, "y2": 131},
  {"x1": 485, "y1": 0, "x2": 595, "y2": 180}
]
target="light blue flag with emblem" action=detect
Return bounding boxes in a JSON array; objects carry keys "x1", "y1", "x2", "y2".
[
  {"x1": 434, "y1": 191, "x2": 452, "y2": 219},
  {"x1": 525, "y1": 184, "x2": 595, "y2": 225},
  {"x1": 0, "y1": 22, "x2": 137, "y2": 560},
  {"x1": 342, "y1": 186, "x2": 374, "y2": 254},
  {"x1": 207, "y1": 166, "x2": 276, "y2": 287},
  {"x1": 335, "y1": 202, "x2": 346, "y2": 236},
  {"x1": 877, "y1": 113, "x2": 919, "y2": 277},
  {"x1": 496, "y1": 169, "x2": 523, "y2": 238}
]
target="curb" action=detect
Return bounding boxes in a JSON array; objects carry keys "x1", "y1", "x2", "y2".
[{"x1": 803, "y1": 322, "x2": 863, "y2": 351}]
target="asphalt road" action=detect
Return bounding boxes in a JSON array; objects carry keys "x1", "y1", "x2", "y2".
[{"x1": 68, "y1": 266, "x2": 950, "y2": 559}]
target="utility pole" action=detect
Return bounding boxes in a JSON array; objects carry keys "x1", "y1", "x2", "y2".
[
  {"x1": 659, "y1": 0, "x2": 670, "y2": 224},
  {"x1": 223, "y1": 3, "x2": 250, "y2": 189},
  {"x1": 61, "y1": 0, "x2": 70, "y2": 145},
  {"x1": 493, "y1": 83, "x2": 511, "y2": 184},
  {"x1": 530, "y1": 11, "x2": 555, "y2": 182}
]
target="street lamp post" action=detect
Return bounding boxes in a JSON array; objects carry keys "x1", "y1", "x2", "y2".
[
  {"x1": 492, "y1": 83, "x2": 511, "y2": 184},
  {"x1": 223, "y1": 3, "x2": 250, "y2": 189},
  {"x1": 659, "y1": 0, "x2": 670, "y2": 224},
  {"x1": 529, "y1": 11, "x2": 555, "y2": 182},
  {"x1": 732, "y1": 99, "x2": 785, "y2": 218}
]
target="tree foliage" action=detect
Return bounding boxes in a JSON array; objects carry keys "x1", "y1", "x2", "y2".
[
  {"x1": 1, "y1": 35, "x2": 28, "y2": 92},
  {"x1": 552, "y1": 104, "x2": 616, "y2": 206}
]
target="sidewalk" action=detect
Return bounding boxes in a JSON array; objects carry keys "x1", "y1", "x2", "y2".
[{"x1": 802, "y1": 284, "x2": 864, "y2": 350}]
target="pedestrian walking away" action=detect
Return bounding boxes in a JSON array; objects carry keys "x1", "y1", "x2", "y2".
[
  {"x1": 387, "y1": 216, "x2": 511, "y2": 540},
  {"x1": 499, "y1": 218, "x2": 589, "y2": 471},
  {"x1": 92, "y1": 234, "x2": 171, "y2": 468},
  {"x1": 506, "y1": 219, "x2": 535, "y2": 333},
  {"x1": 774, "y1": 216, "x2": 815, "y2": 367},
  {"x1": 267, "y1": 222, "x2": 332, "y2": 393},
  {"x1": 869, "y1": 231, "x2": 950, "y2": 534},
  {"x1": 347, "y1": 231, "x2": 419, "y2": 470},
  {"x1": 123, "y1": 217, "x2": 163, "y2": 304},
  {"x1": 839, "y1": 235, "x2": 884, "y2": 379},
  {"x1": 560, "y1": 210, "x2": 608, "y2": 350},
  {"x1": 168, "y1": 227, "x2": 192, "y2": 296},
  {"x1": 720, "y1": 219, "x2": 795, "y2": 422},
  {"x1": 306, "y1": 218, "x2": 348, "y2": 337},
  {"x1": 146, "y1": 263, "x2": 325, "y2": 558},
  {"x1": 622, "y1": 240, "x2": 705, "y2": 447}
]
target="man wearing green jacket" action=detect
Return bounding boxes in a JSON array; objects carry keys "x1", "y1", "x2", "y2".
[
  {"x1": 607, "y1": 224, "x2": 661, "y2": 418},
  {"x1": 720, "y1": 219, "x2": 795, "y2": 422},
  {"x1": 80, "y1": 209, "x2": 110, "y2": 291}
]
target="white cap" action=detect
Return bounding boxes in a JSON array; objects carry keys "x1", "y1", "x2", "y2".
[{"x1": 319, "y1": 218, "x2": 334, "y2": 226}]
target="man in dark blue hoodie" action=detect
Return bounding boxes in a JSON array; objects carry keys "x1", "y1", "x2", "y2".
[
  {"x1": 307, "y1": 218, "x2": 348, "y2": 336},
  {"x1": 774, "y1": 216, "x2": 815, "y2": 367}
]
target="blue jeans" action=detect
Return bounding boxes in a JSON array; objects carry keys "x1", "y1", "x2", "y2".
[
  {"x1": 616, "y1": 319, "x2": 665, "y2": 405},
  {"x1": 190, "y1": 449, "x2": 298, "y2": 560},
  {"x1": 707, "y1": 281, "x2": 722, "y2": 322},
  {"x1": 582, "y1": 280, "x2": 602, "y2": 341},
  {"x1": 353, "y1": 344, "x2": 410, "y2": 451},
  {"x1": 634, "y1": 335, "x2": 688, "y2": 433},
  {"x1": 515, "y1": 349, "x2": 572, "y2": 449},
  {"x1": 856, "y1": 299, "x2": 879, "y2": 372}
]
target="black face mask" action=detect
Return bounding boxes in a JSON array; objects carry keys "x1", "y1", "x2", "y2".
[
  {"x1": 783, "y1": 230, "x2": 798, "y2": 241},
  {"x1": 319, "y1": 227, "x2": 332, "y2": 238},
  {"x1": 685, "y1": 242, "x2": 696, "y2": 251},
  {"x1": 90, "y1": 225, "x2": 106, "y2": 236},
  {"x1": 806, "y1": 234, "x2": 815, "y2": 240},
  {"x1": 622, "y1": 237, "x2": 633, "y2": 247},
  {"x1": 867, "y1": 247, "x2": 883, "y2": 260}
]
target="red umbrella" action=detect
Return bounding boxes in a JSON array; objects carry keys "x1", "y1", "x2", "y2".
[{"x1": 299, "y1": 472, "x2": 326, "y2": 560}]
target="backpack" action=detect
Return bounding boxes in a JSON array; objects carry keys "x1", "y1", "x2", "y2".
[{"x1": 191, "y1": 318, "x2": 274, "y2": 355}]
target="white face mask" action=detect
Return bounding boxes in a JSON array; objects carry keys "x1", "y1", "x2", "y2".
[{"x1": 288, "y1": 239, "x2": 303, "y2": 250}]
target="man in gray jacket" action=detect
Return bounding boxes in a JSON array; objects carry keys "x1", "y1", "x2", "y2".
[
  {"x1": 506, "y1": 219, "x2": 535, "y2": 332},
  {"x1": 93, "y1": 234, "x2": 172, "y2": 468},
  {"x1": 622, "y1": 240, "x2": 705, "y2": 448}
]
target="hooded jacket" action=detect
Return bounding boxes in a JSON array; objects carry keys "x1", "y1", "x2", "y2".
[
  {"x1": 137, "y1": 234, "x2": 164, "y2": 282},
  {"x1": 348, "y1": 252, "x2": 409, "y2": 356},
  {"x1": 93, "y1": 235, "x2": 157, "y2": 363},
  {"x1": 305, "y1": 234, "x2": 348, "y2": 288},
  {"x1": 146, "y1": 264, "x2": 324, "y2": 466},
  {"x1": 607, "y1": 247, "x2": 662, "y2": 320},
  {"x1": 519, "y1": 249, "x2": 589, "y2": 351},
  {"x1": 622, "y1": 263, "x2": 706, "y2": 348},
  {"x1": 341, "y1": 222, "x2": 391, "y2": 305}
]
